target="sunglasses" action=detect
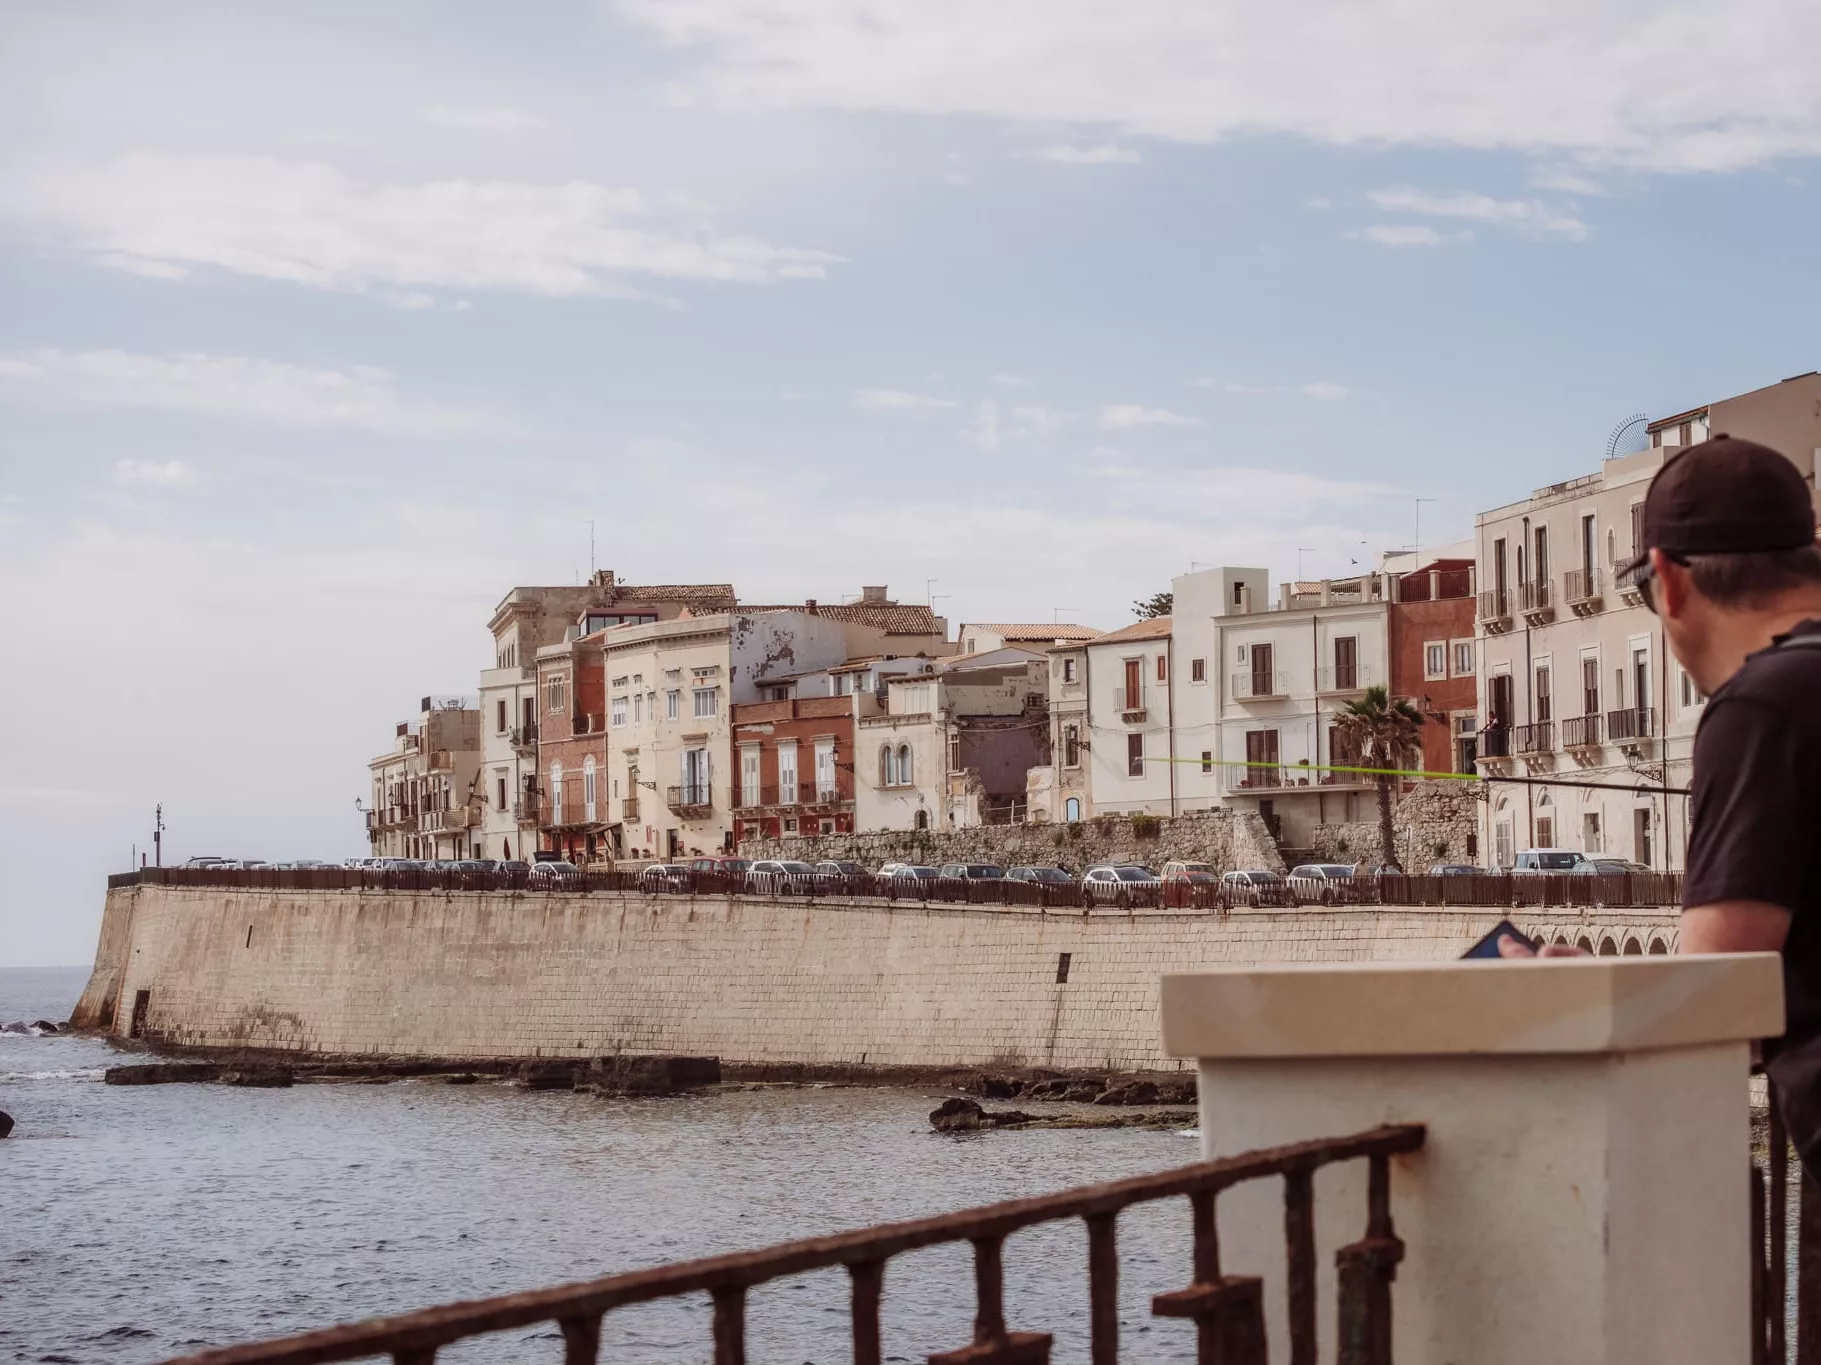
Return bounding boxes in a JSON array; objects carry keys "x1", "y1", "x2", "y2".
[{"x1": 1631, "y1": 551, "x2": 1688, "y2": 615}]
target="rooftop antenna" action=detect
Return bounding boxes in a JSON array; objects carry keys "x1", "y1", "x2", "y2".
[
  {"x1": 925, "y1": 577, "x2": 939, "y2": 606},
  {"x1": 587, "y1": 520, "x2": 596, "y2": 576},
  {"x1": 1413, "y1": 497, "x2": 1436, "y2": 567},
  {"x1": 1606, "y1": 413, "x2": 1648, "y2": 461}
]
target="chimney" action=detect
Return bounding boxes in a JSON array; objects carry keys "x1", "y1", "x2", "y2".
[
  {"x1": 806, "y1": 598, "x2": 819, "y2": 615},
  {"x1": 861, "y1": 585, "x2": 889, "y2": 605}
]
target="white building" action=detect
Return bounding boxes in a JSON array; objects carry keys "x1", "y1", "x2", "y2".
[
  {"x1": 1081, "y1": 617, "x2": 1177, "y2": 816},
  {"x1": 365, "y1": 698, "x2": 483, "y2": 860},
  {"x1": 1473, "y1": 374, "x2": 1821, "y2": 869}
]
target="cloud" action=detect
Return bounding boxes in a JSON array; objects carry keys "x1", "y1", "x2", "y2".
[
  {"x1": 1187, "y1": 379, "x2": 1352, "y2": 400},
  {"x1": 113, "y1": 459, "x2": 196, "y2": 486},
  {"x1": 1299, "y1": 381, "x2": 1352, "y2": 401},
  {"x1": 1009, "y1": 405, "x2": 1073, "y2": 437},
  {"x1": 1100, "y1": 404, "x2": 1196, "y2": 430},
  {"x1": 0, "y1": 349, "x2": 488, "y2": 437},
  {"x1": 852, "y1": 388, "x2": 958, "y2": 411},
  {"x1": 7, "y1": 154, "x2": 842, "y2": 297},
  {"x1": 961, "y1": 400, "x2": 999, "y2": 451},
  {"x1": 1362, "y1": 225, "x2": 1450, "y2": 248},
  {"x1": 1367, "y1": 187, "x2": 1590, "y2": 240},
  {"x1": 1530, "y1": 167, "x2": 1607, "y2": 196},
  {"x1": 616, "y1": 0, "x2": 1821, "y2": 173},
  {"x1": 1031, "y1": 143, "x2": 1142, "y2": 165},
  {"x1": 419, "y1": 105, "x2": 557, "y2": 133},
  {"x1": 991, "y1": 373, "x2": 1026, "y2": 387}
]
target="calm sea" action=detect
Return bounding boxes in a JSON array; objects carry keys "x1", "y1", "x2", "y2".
[{"x1": 2, "y1": 966, "x2": 1208, "y2": 1365}]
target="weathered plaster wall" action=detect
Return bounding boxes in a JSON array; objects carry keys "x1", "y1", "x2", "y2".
[{"x1": 74, "y1": 884, "x2": 1676, "y2": 1071}]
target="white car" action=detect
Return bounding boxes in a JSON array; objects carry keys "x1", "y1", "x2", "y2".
[
  {"x1": 1082, "y1": 864, "x2": 1161, "y2": 908},
  {"x1": 1511, "y1": 848, "x2": 1595, "y2": 874},
  {"x1": 1220, "y1": 869, "x2": 1291, "y2": 907},
  {"x1": 1286, "y1": 863, "x2": 1361, "y2": 905}
]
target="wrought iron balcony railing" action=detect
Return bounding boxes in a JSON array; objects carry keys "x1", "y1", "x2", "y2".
[{"x1": 160, "y1": 1123, "x2": 1426, "y2": 1365}]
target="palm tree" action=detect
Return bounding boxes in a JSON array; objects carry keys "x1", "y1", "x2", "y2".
[{"x1": 1331, "y1": 685, "x2": 1425, "y2": 871}]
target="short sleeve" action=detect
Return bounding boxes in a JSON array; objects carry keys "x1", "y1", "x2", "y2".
[{"x1": 1684, "y1": 697, "x2": 1814, "y2": 911}]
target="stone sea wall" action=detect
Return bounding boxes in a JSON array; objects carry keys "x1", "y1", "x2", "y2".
[{"x1": 75, "y1": 884, "x2": 1676, "y2": 1073}]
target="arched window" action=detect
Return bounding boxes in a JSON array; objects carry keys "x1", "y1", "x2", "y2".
[
  {"x1": 880, "y1": 745, "x2": 893, "y2": 787},
  {"x1": 897, "y1": 745, "x2": 913, "y2": 786},
  {"x1": 583, "y1": 756, "x2": 597, "y2": 814},
  {"x1": 1065, "y1": 797, "x2": 1082, "y2": 823},
  {"x1": 550, "y1": 762, "x2": 564, "y2": 809},
  {"x1": 914, "y1": 809, "x2": 930, "y2": 831}
]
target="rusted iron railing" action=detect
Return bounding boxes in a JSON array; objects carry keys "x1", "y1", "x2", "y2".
[
  {"x1": 162, "y1": 1124, "x2": 1424, "y2": 1365},
  {"x1": 107, "y1": 865, "x2": 1685, "y2": 910},
  {"x1": 1753, "y1": 1084, "x2": 1821, "y2": 1363}
]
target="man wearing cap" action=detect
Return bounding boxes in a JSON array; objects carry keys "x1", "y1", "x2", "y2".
[{"x1": 1505, "y1": 435, "x2": 1821, "y2": 1166}]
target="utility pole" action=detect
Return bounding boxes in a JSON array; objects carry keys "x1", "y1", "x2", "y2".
[{"x1": 153, "y1": 803, "x2": 164, "y2": 868}]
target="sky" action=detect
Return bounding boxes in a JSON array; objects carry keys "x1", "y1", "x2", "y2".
[{"x1": 6, "y1": 0, "x2": 1821, "y2": 966}]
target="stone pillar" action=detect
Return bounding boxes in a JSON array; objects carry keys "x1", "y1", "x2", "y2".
[{"x1": 1160, "y1": 954, "x2": 1782, "y2": 1365}]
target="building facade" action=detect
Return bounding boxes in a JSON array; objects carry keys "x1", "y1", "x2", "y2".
[
  {"x1": 1081, "y1": 617, "x2": 1176, "y2": 816},
  {"x1": 1472, "y1": 374, "x2": 1821, "y2": 869},
  {"x1": 1385, "y1": 556, "x2": 1479, "y2": 779},
  {"x1": 365, "y1": 698, "x2": 483, "y2": 860},
  {"x1": 1026, "y1": 640, "x2": 1092, "y2": 823}
]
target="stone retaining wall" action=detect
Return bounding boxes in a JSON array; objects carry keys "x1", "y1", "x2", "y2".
[
  {"x1": 75, "y1": 883, "x2": 1675, "y2": 1072},
  {"x1": 738, "y1": 807, "x2": 1287, "y2": 874},
  {"x1": 1305, "y1": 781, "x2": 1481, "y2": 869}
]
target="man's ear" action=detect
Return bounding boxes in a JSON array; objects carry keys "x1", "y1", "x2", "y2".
[{"x1": 1652, "y1": 547, "x2": 1692, "y2": 617}]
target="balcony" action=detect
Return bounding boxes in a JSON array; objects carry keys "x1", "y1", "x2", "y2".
[
  {"x1": 1230, "y1": 670, "x2": 1291, "y2": 701},
  {"x1": 1615, "y1": 557, "x2": 1647, "y2": 606},
  {"x1": 512, "y1": 796, "x2": 540, "y2": 825},
  {"x1": 1477, "y1": 726, "x2": 1512, "y2": 761},
  {"x1": 1562, "y1": 567, "x2": 1604, "y2": 615},
  {"x1": 1607, "y1": 706, "x2": 1657, "y2": 749},
  {"x1": 427, "y1": 749, "x2": 456, "y2": 772},
  {"x1": 421, "y1": 805, "x2": 476, "y2": 833},
  {"x1": 621, "y1": 796, "x2": 639, "y2": 822},
  {"x1": 545, "y1": 798, "x2": 599, "y2": 830},
  {"x1": 1111, "y1": 686, "x2": 1146, "y2": 722},
  {"x1": 1560, "y1": 713, "x2": 1603, "y2": 750},
  {"x1": 1314, "y1": 662, "x2": 1380, "y2": 695},
  {"x1": 1512, "y1": 721, "x2": 1555, "y2": 756},
  {"x1": 1477, "y1": 588, "x2": 1512, "y2": 631},
  {"x1": 509, "y1": 722, "x2": 538, "y2": 753},
  {"x1": 737, "y1": 782, "x2": 847, "y2": 810},
  {"x1": 1224, "y1": 762, "x2": 1370, "y2": 794},
  {"x1": 1518, "y1": 578, "x2": 1554, "y2": 626},
  {"x1": 666, "y1": 784, "x2": 713, "y2": 817},
  {"x1": 572, "y1": 712, "x2": 603, "y2": 737}
]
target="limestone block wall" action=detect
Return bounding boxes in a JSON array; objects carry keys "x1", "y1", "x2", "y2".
[
  {"x1": 76, "y1": 884, "x2": 1676, "y2": 1072},
  {"x1": 739, "y1": 807, "x2": 1288, "y2": 875},
  {"x1": 1306, "y1": 781, "x2": 1480, "y2": 869}
]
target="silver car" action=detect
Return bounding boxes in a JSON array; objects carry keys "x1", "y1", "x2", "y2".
[{"x1": 1082, "y1": 864, "x2": 1161, "y2": 908}]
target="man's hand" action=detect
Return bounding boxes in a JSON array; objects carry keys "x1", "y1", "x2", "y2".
[{"x1": 1497, "y1": 935, "x2": 1587, "y2": 959}]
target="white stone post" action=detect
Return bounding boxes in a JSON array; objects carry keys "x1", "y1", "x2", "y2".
[{"x1": 1160, "y1": 954, "x2": 1783, "y2": 1365}]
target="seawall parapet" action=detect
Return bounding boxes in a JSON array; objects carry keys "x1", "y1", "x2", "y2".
[{"x1": 75, "y1": 884, "x2": 1678, "y2": 1072}]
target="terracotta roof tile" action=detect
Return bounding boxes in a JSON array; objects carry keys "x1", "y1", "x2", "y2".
[
  {"x1": 969, "y1": 622, "x2": 1099, "y2": 641},
  {"x1": 744, "y1": 603, "x2": 946, "y2": 635},
  {"x1": 1088, "y1": 615, "x2": 1173, "y2": 645},
  {"x1": 613, "y1": 583, "x2": 737, "y2": 605}
]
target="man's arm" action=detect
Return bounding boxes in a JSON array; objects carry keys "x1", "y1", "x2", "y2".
[{"x1": 1680, "y1": 900, "x2": 1791, "y2": 954}]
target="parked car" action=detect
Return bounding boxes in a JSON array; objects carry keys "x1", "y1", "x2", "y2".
[
  {"x1": 814, "y1": 860, "x2": 869, "y2": 880},
  {"x1": 1083, "y1": 864, "x2": 1162, "y2": 908},
  {"x1": 1162, "y1": 868, "x2": 1221, "y2": 908},
  {"x1": 938, "y1": 863, "x2": 1006, "y2": 881},
  {"x1": 528, "y1": 860, "x2": 582, "y2": 887},
  {"x1": 640, "y1": 864, "x2": 693, "y2": 892},
  {"x1": 1511, "y1": 848, "x2": 1595, "y2": 874},
  {"x1": 1426, "y1": 863, "x2": 1482, "y2": 877},
  {"x1": 1006, "y1": 865, "x2": 1075, "y2": 884},
  {"x1": 883, "y1": 865, "x2": 942, "y2": 895},
  {"x1": 1584, "y1": 858, "x2": 1651, "y2": 875},
  {"x1": 497, "y1": 859, "x2": 531, "y2": 884},
  {"x1": 1161, "y1": 860, "x2": 1215, "y2": 880},
  {"x1": 746, "y1": 859, "x2": 818, "y2": 894},
  {"x1": 1220, "y1": 869, "x2": 1292, "y2": 907},
  {"x1": 1286, "y1": 864, "x2": 1362, "y2": 905},
  {"x1": 183, "y1": 856, "x2": 229, "y2": 868}
]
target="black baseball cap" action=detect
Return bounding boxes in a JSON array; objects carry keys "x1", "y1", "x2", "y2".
[{"x1": 1619, "y1": 435, "x2": 1815, "y2": 578}]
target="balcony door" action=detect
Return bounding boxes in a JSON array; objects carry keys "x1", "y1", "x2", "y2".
[
  {"x1": 1333, "y1": 636, "x2": 1357, "y2": 691},
  {"x1": 682, "y1": 748, "x2": 710, "y2": 807},
  {"x1": 1245, "y1": 728, "x2": 1280, "y2": 788},
  {"x1": 1251, "y1": 642, "x2": 1275, "y2": 697},
  {"x1": 778, "y1": 742, "x2": 798, "y2": 805},
  {"x1": 741, "y1": 745, "x2": 761, "y2": 809},
  {"x1": 1122, "y1": 657, "x2": 1142, "y2": 711},
  {"x1": 814, "y1": 741, "x2": 836, "y2": 801}
]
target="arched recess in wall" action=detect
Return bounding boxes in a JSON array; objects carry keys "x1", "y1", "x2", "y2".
[
  {"x1": 1576, "y1": 933, "x2": 1596, "y2": 953},
  {"x1": 1597, "y1": 936, "x2": 1620, "y2": 957},
  {"x1": 914, "y1": 809, "x2": 930, "y2": 831},
  {"x1": 1065, "y1": 797, "x2": 1081, "y2": 822},
  {"x1": 879, "y1": 746, "x2": 893, "y2": 787},
  {"x1": 1647, "y1": 937, "x2": 1670, "y2": 955},
  {"x1": 1621, "y1": 936, "x2": 1643, "y2": 955},
  {"x1": 898, "y1": 745, "x2": 913, "y2": 785}
]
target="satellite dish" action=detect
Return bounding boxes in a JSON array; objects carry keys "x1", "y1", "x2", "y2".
[{"x1": 1605, "y1": 413, "x2": 1648, "y2": 461}]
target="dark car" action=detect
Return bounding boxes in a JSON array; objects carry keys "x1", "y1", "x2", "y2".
[
  {"x1": 1006, "y1": 866, "x2": 1074, "y2": 883},
  {"x1": 528, "y1": 860, "x2": 582, "y2": 887},
  {"x1": 1426, "y1": 863, "x2": 1482, "y2": 876},
  {"x1": 814, "y1": 860, "x2": 869, "y2": 878},
  {"x1": 640, "y1": 864, "x2": 694, "y2": 892}
]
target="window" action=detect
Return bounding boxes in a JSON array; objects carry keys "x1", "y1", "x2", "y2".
[
  {"x1": 1156, "y1": 654, "x2": 1167, "y2": 683},
  {"x1": 1232, "y1": 580, "x2": 1245, "y2": 606},
  {"x1": 1583, "y1": 812, "x2": 1602, "y2": 855},
  {"x1": 1333, "y1": 636, "x2": 1358, "y2": 690},
  {"x1": 610, "y1": 696, "x2": 628, "y2": 728},
  {"x1": 583, "y1": 757, "x2": 597, "y2": 814},
  {"x1": 496, "y1": 699, "x2": 508, "y2": 733},
  {"x1": 692, "y1": 687, "x2": 718, "y2": 718},
  {"x1": 1534, "y1": 665, "x2": 1552, "y2": 723},
  {"x1": 611, "y1": 675, "x2": 630, "y2": 689},
  {"x1": 681, "y1": 747, "x2": 711, "y2": 807},
  {"x1": 1629, "y1": 502, "x2": 1646, "y2": 558},
  {"x1": 1452, "y1": 640, "x2": 1474, "y2": 677},
  {"x1": 1190, "y1": 657, "x2": 1206, "y2": 683},
  {"x1": 778, "y1": 743, "x2": 798, "y2": 803},
  {"x1": 1064, "y1": 797, "x2": 1081, "y2": 823},
  {"x1": 666, "y1": 690, "x2": 680, "y2": 721},
  {"x1": 897, "y1": 744, "x2": 913, "y2": 786},
  {"x1": 632, "y1": 693, "x2": 643, "y2": 724},
  {"x1": 549, "y1": 763, "x2": 564, "y2": 809},
  {"x1": 547, "y1": 675, "x2": 567, "y2": 714},
  {"x1": 1424, "y1": 642, "x2": 1446, "y2": 681},
  {"x1": 879, "y1": 745, "x2": 893, "y2": 788},
  {"x1": 814, "y1": 741, "x2": 836, "y2": 800},
  {"x1": 1122, "y1": 658, "x2": 1142, "y2": 709},
  {"x1": 741, "y1": 746, "x2": 761, "y2": 807},
  {"x1": 1581, "y1": 657, "x2": 1600, "y2": 716},
  {"x1": 1533, "y1": 525, "x2": 1549, "y2": 587},
  {"x1": 1127, "y1": 733, "x2": 1144, "y2": 777},
  {"x1": 497, "y1": 776, "x2": 508, "y2": 809},
  {"x1": 948, "y1": 733, "x2": 962, "y2": 772},
  {"x1": 1201, "y1": 750, "x2": 1213, "y2": 773},
  {"x1": 1680, "y1": 667, "x2": 1706, "y2": 709},
  {"x1": 1062, "y1": 657, "x2": 1077, "y2": 683},
  {"x1": 1063, "y1": 724, "x2": 1080, "y2": 769}
]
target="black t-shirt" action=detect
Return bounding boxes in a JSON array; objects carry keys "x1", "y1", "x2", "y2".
[{"x1": 1685, "y1": 619, "x2": 1821, "y2": 1054}]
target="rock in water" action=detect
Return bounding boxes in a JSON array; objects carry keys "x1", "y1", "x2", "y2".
[
  {"x1": 0, "y1": 1110, "x2": 13, "y2": 1139},
  {"x1": 976, "y1": 1074, "x2": 1021, "y2": 1099},
  {"x1": 105, "y1": 1063, "x2": 224, "y2": 1085},
  {"x1": 30, "y1": 1019, "x2": 59, "y2": 1035},
  {"x1": 217, "y1": 1066, "x2": 293, "y2": 1088},
  {"x1": 930, "y1": 1097, "x2": 984, "y2": 1132},
  {"x1": 1094, "y1": 1081, "x2": 1161, "y2": 1107},
  {"x1": 517, "y1": 1063, "x2": 580, "y2": 1091},
  {"x1": 0, "y1": 1021, "x2": 28, "y2": 1035}
]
